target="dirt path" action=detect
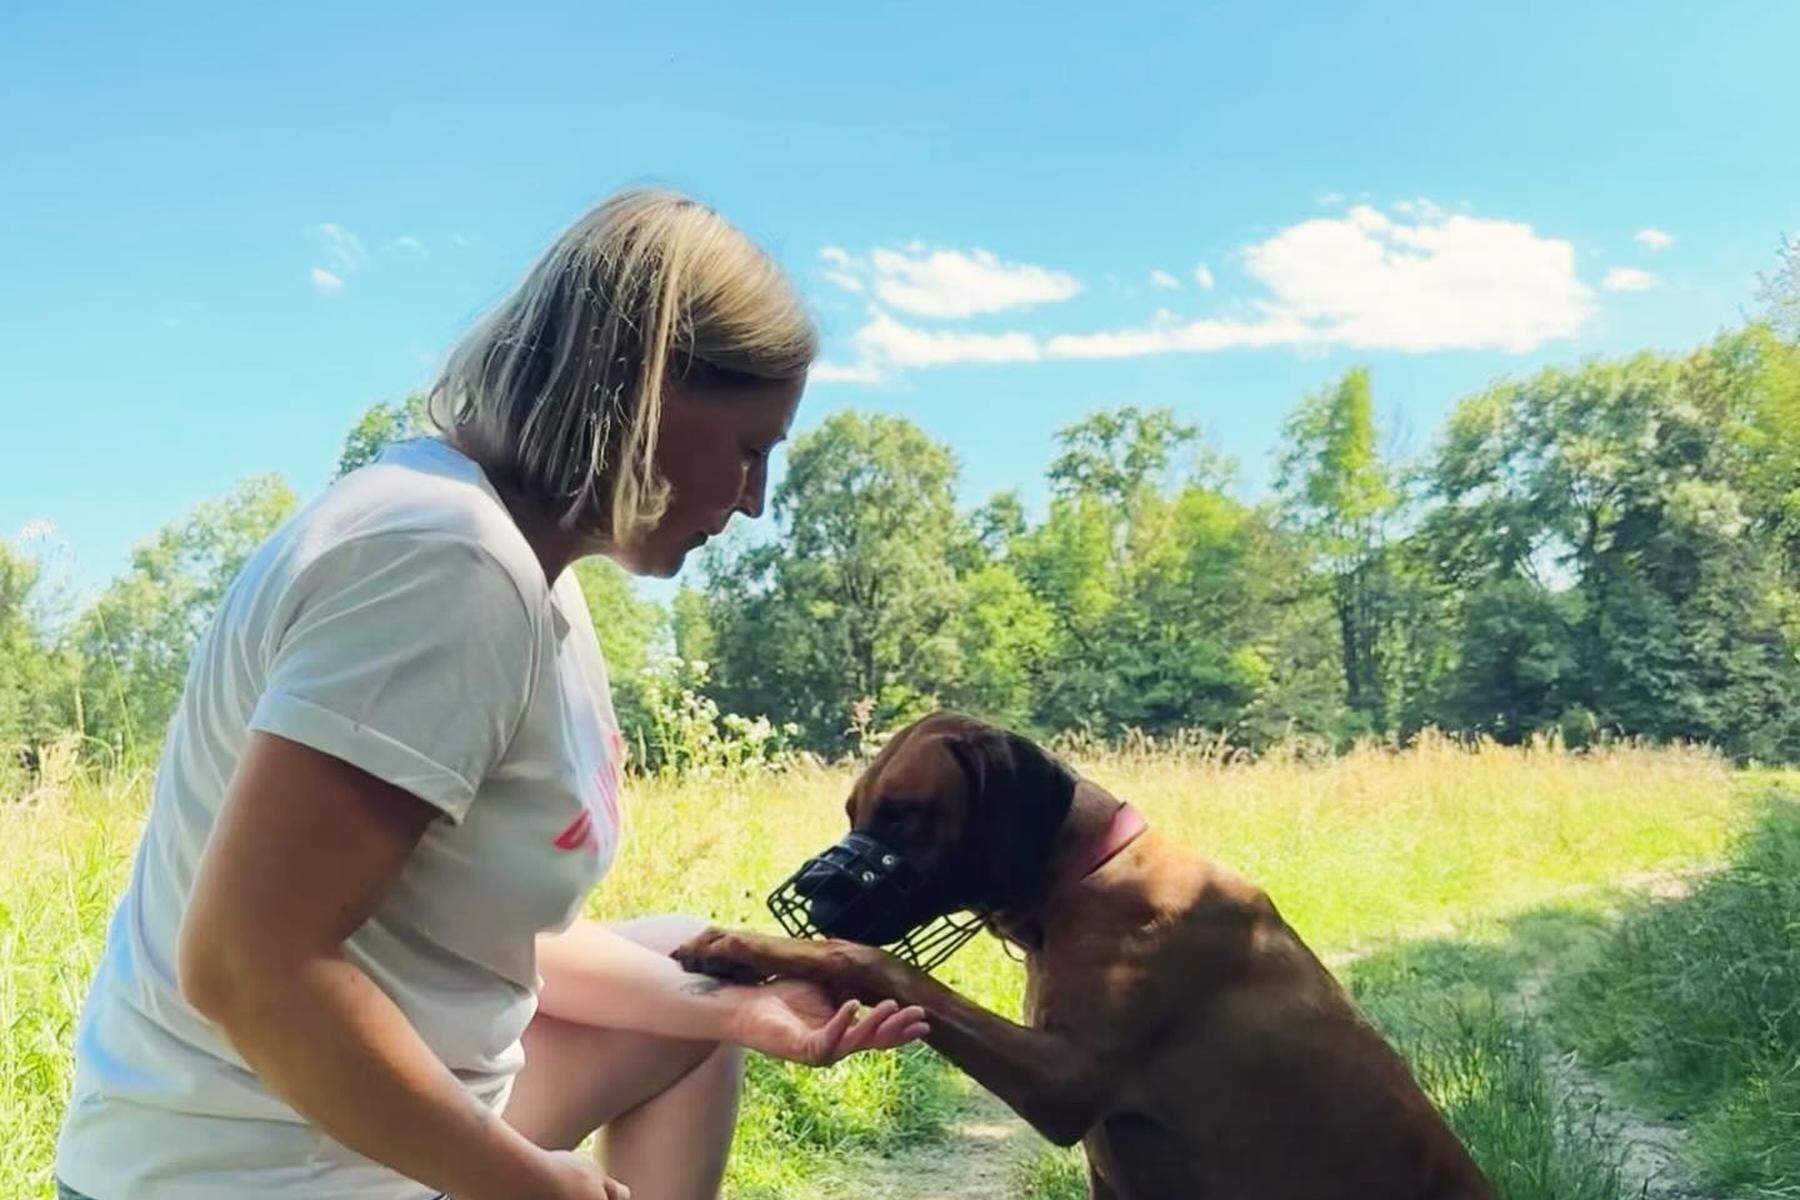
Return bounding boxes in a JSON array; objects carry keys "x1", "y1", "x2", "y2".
[
  {"x1": 809, "y1": 1088, "x2": 1044, "y2": 1200},
  {"x1": 1511, "y1": 873, "x2": 1711, "y2": 1200}
]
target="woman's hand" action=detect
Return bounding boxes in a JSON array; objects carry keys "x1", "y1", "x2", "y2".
[
  {"x1": 522, "y1": 1149, "x2": 632, "y2": 1200},
  {"x1": 723, "y1": 979, "x2": 928, "y2": 1066}
]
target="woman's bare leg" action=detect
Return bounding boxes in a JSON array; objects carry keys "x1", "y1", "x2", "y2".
[{"x1": 503, "y1": 916, "x2": 744, "y2": 1200}]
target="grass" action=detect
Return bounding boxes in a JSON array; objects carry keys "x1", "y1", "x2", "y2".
[
  {"x1": 1552, "y1": 787, "x2": 1800, "y2": 1198},
  {"x1": 0, "y1": 768, "x2": 145, "y2": 1198},
  {"x1": 1345, "y1": 928, "x2": 1628, "y2": 1200},
  {"x1": 0, "y1": 737, "x2": 1773, "y2": 1199}
]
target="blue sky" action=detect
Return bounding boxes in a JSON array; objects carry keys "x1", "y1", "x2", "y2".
[{"x1": 4, "y1": 0, "x2": 1797, "y2": 602}]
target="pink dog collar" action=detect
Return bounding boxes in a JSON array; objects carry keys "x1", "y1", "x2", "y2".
[{"x1": 1057, "y1": 801, "x2": 1148, "y2": 894}]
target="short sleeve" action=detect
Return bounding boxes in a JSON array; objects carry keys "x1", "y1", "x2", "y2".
[{"x1": 247, "y1": 533, "x2": 539, "y2": 823}]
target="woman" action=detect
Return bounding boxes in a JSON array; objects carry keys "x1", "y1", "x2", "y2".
[{"x1": 55, "y1": 189, "x2": 927, "y2": 1200}]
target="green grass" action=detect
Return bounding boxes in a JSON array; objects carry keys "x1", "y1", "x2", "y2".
[
  {"x1": 1013, "y1": 1144, "x2": 1088, "y2": 1199},
  {"x1": 1347, "y1": 931, "x2": 1627, "y2": 1200},
  {"x1": 1552, "y1": 787, "x2": 1800, "y2": 1198},
  {"x1": 0, "y1": 741, "x2": 1772, "y2": 1199},
  {"x1": 0, "y1": 769, "x2": 146, "y2": 1198},
  {"x1": 724, "y1": 1045, "x2": 964, "y2": 1199}
]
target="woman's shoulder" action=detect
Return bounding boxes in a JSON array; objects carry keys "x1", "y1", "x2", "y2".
[{"x1": 291, "y1": 438, "x2": 553, "y2": 609}]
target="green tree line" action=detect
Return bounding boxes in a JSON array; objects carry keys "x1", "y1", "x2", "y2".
[{"x1": 6, "y1": 265, "x2": 1798, "y2": 782}]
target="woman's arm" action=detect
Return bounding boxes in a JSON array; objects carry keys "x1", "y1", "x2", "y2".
[
  {"x1": 537, "y1": 919, "x2": 930, "y2": 1064},
  {"x1": 536, "y1": 919, "x2": 753, "y2": 1036},
  {"x1": 178, "y1": 732, "x2": 618, "y2": 1200}
]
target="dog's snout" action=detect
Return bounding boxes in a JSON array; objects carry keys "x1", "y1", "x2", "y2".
[{"x1": 791, "y1": 855, "x2": 917, "y2": 944}]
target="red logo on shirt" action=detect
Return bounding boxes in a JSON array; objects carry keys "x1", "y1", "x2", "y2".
[
  {"x1": 553, "y1": 809, "x2": 595, "y2": 851},
  {"x1": 552, "y1": 734, "x2": 627, "y2": 852}
]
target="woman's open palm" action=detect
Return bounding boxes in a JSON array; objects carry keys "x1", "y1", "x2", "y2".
[{"x1": 728, "y1": 979, "x2": 929, "y2": 1066}]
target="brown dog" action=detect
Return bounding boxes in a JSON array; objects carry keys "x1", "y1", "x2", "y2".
[{"x1": 675, "y1": 712, "x2": 1493, "y2": 1199}]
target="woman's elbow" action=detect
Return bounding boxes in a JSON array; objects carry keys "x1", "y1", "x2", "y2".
[
  {"x1": 177, "y1": 911, "x2": 276, "y2": 1026},
  {"x1": 177, "y1": 915, "x2": 232, "y2": 1020}
]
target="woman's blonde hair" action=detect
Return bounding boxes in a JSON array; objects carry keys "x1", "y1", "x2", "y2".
[{"x1": 429, "y1": 188, "x2": 817, "y2": 544}]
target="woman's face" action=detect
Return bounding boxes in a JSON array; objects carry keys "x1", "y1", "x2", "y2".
[{"x1": 614, "y1": 375, "x2": 804, "y2": 577}]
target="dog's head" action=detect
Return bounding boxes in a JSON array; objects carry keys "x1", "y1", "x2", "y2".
[{"x1": 769, "y1": 712, "x2": 1077, "y2": 966}]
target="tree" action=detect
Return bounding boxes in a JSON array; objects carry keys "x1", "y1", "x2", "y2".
[
  {"x1": 703, "y1": 412, "x2": 967, "y2": 751},
  {"x1": 1276, "y1": 368, "x2": 1401, "y2": 733},
  {"x1": 1048, "y1": 407, "x2": 1202, "y2": 507},
  {"x1": 336, "y1": 393, "x2": 432, "y2": 477},
  {"x1": 1760, "y1": 235, "x2": 1800, "y2": 342},
  {"x1": 1010, "y1": 407, "x2": 1345, "y2": 743},
  {"x1": 670, "y1": 585, "x2": 715, "y2": 664},
  {"x1": 1421, "y1": 339, "x2": 1800, "y2": 757},
  {"x1": 0, "y1": 541, "x2": 81, "y2": 765},
  {"x1": 1725, "y1": 326, "x2": 1800, "y2": 623},
  {"x1": 76, "y1": 476, "x2": 297, "y2": 758},
  {"x1": 952, "y1": 561, "x2": 1056, "y2": 730},
  {"x1": 1443, "y1": 578, "x2": 1582, "y2": 742},
  {"x1": 571, "y1": 556, "x2": 668, "y2": 749}
]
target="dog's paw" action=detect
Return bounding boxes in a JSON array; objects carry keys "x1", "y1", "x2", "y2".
[{"x1": 671, "y1": 927, "x2": 774, "y2": 985}]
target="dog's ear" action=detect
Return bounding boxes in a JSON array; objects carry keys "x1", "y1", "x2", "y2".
[{"x1": 945, "y1": 720, "x2": 1077, "y2": 913}]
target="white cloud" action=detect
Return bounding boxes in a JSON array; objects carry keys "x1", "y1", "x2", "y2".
[
  {"x1": 1237, "y1": 204, "x2": 1592, "y2": 352},
  {"x1": 851, "y1": 307, "x2": 1041, "y2": 368},
  {"x1": 318, "y1": 223, "x2": 366, "y2": 275},
  {"x1": 1316, "y1": 192, "x2": 1345, "y2": 207},
  {"x1": 1149, "y1": 269, "x2": 1181, "y2": 290},
  {"x1": 816, "y1": 307, "x2": 1320, "y2": 381},
  {"x1": 1634, "y1": 228, "x2": 1674, "y2": 252},
  {"x1": 815, "y1": 201, "x2": 1597, "y2": 380},
  {"x1": 1602, "y1": 267, "x2": 1660, "y2": 293},
  {"x1": 818, "y1": 244, "x2": 1082, "y2": 318},
  {"x1": 808, "y1": 359, "x2": 887, "y2": 385},
  {"x1": 1045, "y1": 313, "x2": 1318, "y2": 359},
  {"x1": 1390, "y1": 198, "x2": 1446, "y2": 221},
  {"x1": 390, "y1": 235, "x2": 427, "y2": 255},
  {"x1": 310, "y1": 267, "x2": 344, "y2": 296},
  {"x1": 17, "y1": 518, "x2": 58, "y2": 543},
  {"x1": 816, "y1": 246, "x2": 863, "y2": 293}
]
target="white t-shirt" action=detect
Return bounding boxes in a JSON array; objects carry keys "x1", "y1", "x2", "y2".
[{"x1": 57, "y1": 438, "x2": 627, "y2": 1200}]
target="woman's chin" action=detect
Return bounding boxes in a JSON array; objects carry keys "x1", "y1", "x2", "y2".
[{"x1": 645, "y1": 544, "x2": 693, "y2": 578}]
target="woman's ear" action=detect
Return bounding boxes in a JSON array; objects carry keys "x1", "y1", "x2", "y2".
[{"x1": 947, "y1": 722, "x2": 1076, "y2": 912}]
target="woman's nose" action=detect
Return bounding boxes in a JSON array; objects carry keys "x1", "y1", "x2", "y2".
[{"x1": 736, "y1": 462, "x2": 768, "y2": 519}]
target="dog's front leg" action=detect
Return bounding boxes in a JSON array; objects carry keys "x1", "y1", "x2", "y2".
[{"x1": 674, "y1": 928, "x2": 1109, "y2": 1146}]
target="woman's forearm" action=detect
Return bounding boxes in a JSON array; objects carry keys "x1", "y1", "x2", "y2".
[
  {"x1": 194, "y1": 951, "x2": 550, "y2": 1200},
  {"x1": 535, "y1": 918, "x2": 747, "y2": 1039}
]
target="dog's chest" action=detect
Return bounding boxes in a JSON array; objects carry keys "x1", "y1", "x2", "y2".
[
  {"x1": 1020, "y1": 958, "x2": 1053, "y2": 1029},
  {"x1": 1085, "y1": 1113, "x2": 1206, "y2": 1200}
]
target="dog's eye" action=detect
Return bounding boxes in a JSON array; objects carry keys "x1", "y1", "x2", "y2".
[{"x1": 872, "y1": 802, "x2": 927, "y2": 839}]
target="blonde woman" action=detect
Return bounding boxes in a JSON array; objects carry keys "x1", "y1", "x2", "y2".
[{"x1": 55, "y1": 190, "x2": 927, "y2": 1200}]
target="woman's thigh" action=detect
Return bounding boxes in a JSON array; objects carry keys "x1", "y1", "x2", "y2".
[{"x1": 501, "y1": 915, "x2": 724, "y2": 1150}]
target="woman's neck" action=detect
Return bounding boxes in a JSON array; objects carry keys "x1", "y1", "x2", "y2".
[
  {"x1": 444, "y1": 435, "x2": 594, "y2": 586},
  {"x1": 497, "y1": 481, "x2": 590, "y2": 586}
]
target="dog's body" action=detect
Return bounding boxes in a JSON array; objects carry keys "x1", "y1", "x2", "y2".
[{"x1": 677, "y1": 714, "x2": 1493, "y2": 1199}]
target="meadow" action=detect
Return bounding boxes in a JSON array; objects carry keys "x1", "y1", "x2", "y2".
[{"x1": 5, "y1": 737, "x2": 1797, "y2": 1199}]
